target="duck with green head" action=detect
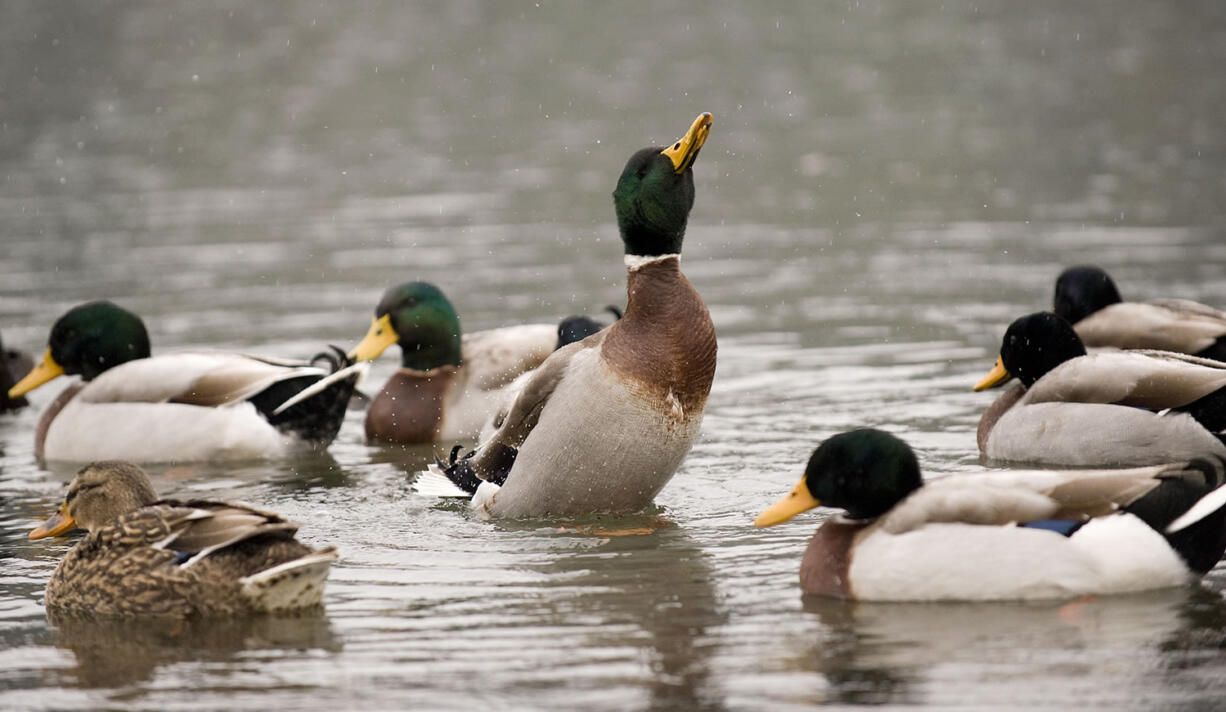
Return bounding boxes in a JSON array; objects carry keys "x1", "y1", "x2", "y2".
[
  {"x1": 29, "y1": 460, "x2": 337, "y2": 617},
  {"x1": 9, "y1": 300, "x2": 366, "y2": 463},
  {"x1": 755, "y1": 428, "x2": 1226, "y2": 600},
  {"x1": 348, "y1": 282, "x2": 558, "y2": 444},
  {"x1": 1054, "y1": 265, "x2": 1226, "y2": 361},
  {"x1": 973, "y1": 311, "x2": 1226, "y2": 466},
  {"x1": 414, "y1": 112, "x2": 718, "y2": 518}
]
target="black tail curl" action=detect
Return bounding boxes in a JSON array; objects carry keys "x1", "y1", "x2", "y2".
[{"x1": 252, "y1": 346, "x2": 361, "y2": 448}]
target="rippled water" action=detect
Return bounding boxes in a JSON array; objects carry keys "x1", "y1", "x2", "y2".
[{"x1": 3, "y1": 2, "x2": 1226, "y2": 710}]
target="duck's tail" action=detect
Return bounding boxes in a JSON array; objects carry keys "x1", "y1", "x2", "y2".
[
  {"x1": 250, "y1": 347, "x2": 368, "y2": 448},
  {"x1": 240, "y1": 546, "x2": 339, "y2": 613},
  {"x1": 1127, "y1": 455, "x2": 1226, "y2": 575}
]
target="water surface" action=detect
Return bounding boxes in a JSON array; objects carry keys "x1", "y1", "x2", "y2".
[{"x1": 3, "y1": 2, "x2": 1226, "y2": 710}]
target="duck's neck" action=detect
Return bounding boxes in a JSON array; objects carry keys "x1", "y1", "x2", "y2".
[{"x1": 602, "y1": 254, "x2": 717, "y2": 414}]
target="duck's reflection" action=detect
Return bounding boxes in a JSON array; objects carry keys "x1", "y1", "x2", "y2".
[
  {"x1": 48, "y1": 610, "x2": 341, "y2": 689},
  {"x1": 796, "y1": 585, "x2": 1226, "y2": 707},
  {"x1": 527, "y1": 517, "x2": 727, "y2": 712}
]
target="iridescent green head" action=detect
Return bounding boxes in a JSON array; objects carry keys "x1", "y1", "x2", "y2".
[
  {"x1": 755, "y1": 429, "x2": 924, "y2": 527},
  {"x1": 8, "y1": 300, "x2": 151, "y2": 398},
  {"x1": 348, "y1": 282, "x2": 462, "y2": 370},
  {"x1": 613, "y1": 112, "x2": 712, "y2": 257}
]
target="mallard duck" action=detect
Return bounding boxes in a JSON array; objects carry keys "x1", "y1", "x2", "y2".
[
  {"x1": 414, "y1": 112, "x2": 718, "y2": 518},
  {"x1": 347, "y1": 281, "x2": 558, "y2": 444},
  {"x1": 9, "y1": 300, "x2": 366, "y2": 463},
  {"x1": 555, "y1": 306, "x2": 622, "y2": 350},
  {"x1": 1, "y1": 331, "x2": 33, "y2": 411},
  {"x1": 29, "y1": 460, "x2": 337, "y2": 617},
  {"x1": 1054, "y1": 265, "x2": 1226, "y2": 360},
  {"x1": 973, "y1": 311, "x2": 1226, "y2": 466},
  {"x1": 755, "y1": 428, "x2": 1226, "y2": 601}
]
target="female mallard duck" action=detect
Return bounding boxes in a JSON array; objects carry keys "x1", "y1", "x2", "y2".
[
  {"x1": 1054, "y1": 265, "x2": 1226, "y2": 360},
  {"x1": 755, "y1": 429, "x2": 1226, "y2": 601},
  {"x1": 9, "y1": 300, "x2": 366, "y2": 463},
  {"x1": 29, "y1": 461, "x2": 338, "y2": 617},
  {"x1": 973, "y1": 312, "x2": 1226, "y2": 466},
  {"x1": 1, "y1": 331, "x2": 33, "y2": 411},
  {"x1": 347, "y1": 281, "x2": 558, "y2": 444},
  {"x1": 415, "y1": 112, "x2": 718, "y2": 518}
]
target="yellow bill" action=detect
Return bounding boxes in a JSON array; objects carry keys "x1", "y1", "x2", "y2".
[
  {"x1": 8, "y1": 348, "x2": 64, "y2": 399},
  {"x1": 29, "y1": 504, "x2": 77, "y2": 540},
  {"x1": 973, "y1": 355, "x2": 1013, "y2": 391},
  {"x1": 661, "y1": 112, "x2": 713, "y2": 174},
  {"x1": 348, "y1": 314, "x2": 400, "y2": 362},
  {"x1": 754, "y1": 478, "x2": 821, "y2": 527}
]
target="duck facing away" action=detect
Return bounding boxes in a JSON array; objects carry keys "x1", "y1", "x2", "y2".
[
  {"x1": 348, "y1": 281, "x2": 557, "y2": 444},
  {"x1": 416, "y1": 112, "x2": 718, "y2": 518},
  {"x1": 9, "y1": 301, "x2": 366, "y2": 463},
  {"x1": 1, "y1": 331, "x2": 33, "y2": 411},
  {"x1": 755, "y1": 429, "x2": 1226, "y2": 601},
  {"x1": 974, "y1": 312, "x2": 1226, "y2": 466},
  {"x1": 1054, "y1": 265, "x2": 1226, "y2": 361},
  {"x1": 29, "y1": 461, "x2": 338, "y2": 617}
]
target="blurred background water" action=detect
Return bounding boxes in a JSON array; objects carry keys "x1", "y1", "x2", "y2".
[{"x1": 2, "y1": 1, "x2": 1226, "y2": 710}]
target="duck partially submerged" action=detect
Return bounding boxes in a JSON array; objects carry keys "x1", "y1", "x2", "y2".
[
  {"x1": 755, "y1": 429, "x2": 1226, "y2": 601},
  {"x1": 416, "y1": 112, "x2": 718, "y2": 517},
  {"x1": 348, "y1": 282, "x2": 557, "y2": 444},
  {"x1": 29, "y1": 461, "x2": 337, "y2": 617},
  {"x1": 974, "y1": 312, "x2": 1226, "y2": 466},
  {"x1": 9, "y1": 300, "x2": 366, "y2": 463},
  {"x1": 1054, "y1": 265, "x2": 1226, "y2": 361}
]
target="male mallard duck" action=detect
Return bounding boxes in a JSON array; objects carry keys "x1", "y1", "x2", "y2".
[
  {"x1": 415, "y1": 112, "x2": 718, "y2": 517},
  {"x1": 1, "y1": 331, "x2": 33, "y2": 411},
  {"x1": 9, "y1": 300, "x2": 366, "y2": 463},
  {"x1": 29, "y1": 461, "x2": 337, "y2": 617},
  {"x1": 347, "y1": 281, "x2": 558, "y2": 444},
  {"x1": 974, "y1": 312, "x2": 1226, "y2": 466},
  {"x1": 1054, "y1": 265, "x2": 1226, "y2": 361},
  {"x1": 755, "y1": 429, "x2": 1226, "y2": 601},
  {"x1": 555, "y1": 305, "x2": 622, "y2": 350}
]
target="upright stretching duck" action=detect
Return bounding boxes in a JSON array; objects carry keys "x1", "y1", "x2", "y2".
[
  {"x1": 417, "y1": 112, "x2": 718, "y2": 517},
  {"x1": 1054, "y1": 265, "x2": 1226, "y2": 360},
  {"x1": 10, "y1": 300, "x2": 365, "y2": 463},
  {"x1": 30, "y1": 461, "x2": 337, "y2": 617},
  {"x1": 974, "y1": 312, "x2": 1226, "y2": 466},
  {"x1": 348, "y1": 282, "x2": 557, "y2": 444},
  {"x1": 755, "y1": 429, "x2": 1226, "y2": 601}
]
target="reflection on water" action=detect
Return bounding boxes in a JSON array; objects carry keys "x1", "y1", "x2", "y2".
[
  {"x1": 3, "y1": 0, "x2": 1226, "y2": 710},
  {"x1": 48, "y1": 613, "x2": 340, "y2": 690}
]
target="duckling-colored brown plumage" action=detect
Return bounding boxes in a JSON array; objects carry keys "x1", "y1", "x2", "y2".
[{"x1": 30, "y1": 461, "x2": 337, "y2": 618}]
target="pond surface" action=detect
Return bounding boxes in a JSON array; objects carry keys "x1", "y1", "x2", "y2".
[{"x1": 3, "y1": 2, "x2": 1226, "y2": 710}]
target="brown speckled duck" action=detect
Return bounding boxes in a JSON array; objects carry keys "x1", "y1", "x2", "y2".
[
  {"x1": 1054, "y1": 265, "x2": 1226, "y2": 360},
  {"x1": 348, "y1": 282, "x2": 557, "y2": 444},
  {"x1": 29, "y1": 461, "x2": 337, "y2": 617},
  {"x1": 414, "y1": 112, "x2": 718, "y2": 518},
  {"x1": 1, "y1": 331, "x2": 33, "y2": 411}
]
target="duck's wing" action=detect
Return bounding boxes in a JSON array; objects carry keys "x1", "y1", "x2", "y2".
[
  {"x1": 879, "y1": 463, "x2": 1194, "y2": 535},
  {"x1": 102, "y1": 500, "x2": 300, "y2": 564},
  {"x1": 1075, "y1": 301, "x2": 1226, "y2": 353},
  {"x1": 460, "y1": 324, "x2": 557, "y2": 392},
  {"x1": 463, "y1": 333, "x2": 604, "y2": 483},
  {"x1": 1024, "y1": 350, "x2": 1226, "y2": 410},
  {"x1": 77, "y1": 352, "x2": 327, "y2": 406}
]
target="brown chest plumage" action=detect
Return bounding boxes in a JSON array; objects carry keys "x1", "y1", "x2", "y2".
[
  {"x1": 800, "y1": 519, "x2": 870, "y2": 598},
  {"x1": 600, "y1": 258, "x2": 717, "y2": 415},
  {"x1": 365, "y1": 367, "x2": 457, "y2": 443}
]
